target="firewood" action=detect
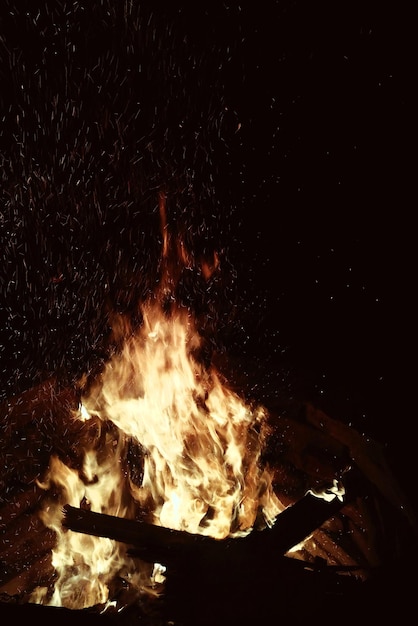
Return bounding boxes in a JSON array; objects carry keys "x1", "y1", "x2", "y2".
[
  {"x1": 0, "y1": 378, "x2": 79, "y2": 433},
  {"x1": 0, "y1": 552, "x2": 54, "y2": 598},
  {"x1": 244, "y1": 480, "x2": 355, "y2": 557},
  {"x1": 0, "y1": 376, "x2": 409, "y2": 620},
  {"x1": 0, "y1": 526, "x2": 56, "y2": 589},
  {"x1": 267, "y1": 413, "x2": 350, "y2": 481},
  {"x1": 342, "y1": 497, "x2": 382, "y2": 566},
  {"x1": 316, "y1": 498, "x2": 383, "y2": 571},
  {"x1": 62, "y1": 478, "x2": 351, "y2": 571},
  {"x1": 0, "y1": 513, "x2": 51, "y2": 562},
  {"x1": 62, "y1": 504, "x2": 215, "y2": 564},
  {"x1": 0, "y1": 484, "x2": 45, "y2": 530},
  {"x1": 311, "y1": 527, "x2": 367, "y2": 573},
  {"x1": 0, "y1": 379, "x2": 82, "y2": 490},
  {"x1": 304, "y1": 402, "x2": 418, "y2": 531}
]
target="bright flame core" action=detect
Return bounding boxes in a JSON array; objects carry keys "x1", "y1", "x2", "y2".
[
  {"x1": 31, "y1": 194, "x2": 286, "y2": 610},
  {"x1": 84, "y1": 302, "x2": 282, "y2": 539},
  {"x1": 31, "y1": 297, "x2": 283, "y2": 610}
]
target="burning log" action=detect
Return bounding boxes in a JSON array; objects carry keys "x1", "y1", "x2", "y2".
[
  {"x1": 1, "y1": 357, "x2": 416, "y2": 619},
  {"x1": 57, "y1": 485, "x2": 372, "y2": 626},
  {"x1": 62, "y1": 478, "x2": 353, "y2": 569},
  {"x1": 0, "y1": 381, "x2": 82, "y2": 599},
  {"x1": 0, "y1": 481, "x2": 58, "y2": 595},
  {"x1": 0, "y1": 512, "x2": 52, "y2": 563},
  {"x1": 0, "y1": 546, "x2": 55, "y2": 602},
  {"x1": 0, "y1": 379, "x2": 83, "y2": 494},
  {"x1": 0, "y1": 542, "x2": 56, "y2": 598},
  {"x1": 304, "y1": 402, "x2": 417, "y2": 528}
]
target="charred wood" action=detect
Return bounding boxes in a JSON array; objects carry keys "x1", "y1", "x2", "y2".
[
  {"x1": 0, "y1": 552, "x2": 55, "y2": 599},
  {"x1": 62, "y1": 481, "x2": 351, "y2": 569},
  {"x1": 0, "y1": 524, "x2": 56, "y2": 590},
  {"x1": 304, "y1": 402, "x2": 418, "y2": 530},
  {"x1": 0, "y1": 484, "x2": 45, "y2": 530}
]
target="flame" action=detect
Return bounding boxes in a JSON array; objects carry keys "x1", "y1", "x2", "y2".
[
  {"x1": 308, "y1": 478, "x2": 345, "y2": 503},
  {"x1": 31, "y1": 426, "x2": 158, "y2": 609},
  {"x1": 30, "y1": 195, "x2": 284, "y2": 611},
  {"x1": 83, "y1": 301, "x2": 282, "y2": 538}
]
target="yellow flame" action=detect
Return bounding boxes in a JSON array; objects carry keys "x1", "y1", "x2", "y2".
[
  {"x1": 31, "y1": 428, "x2": 159, "y2": 609},
  {"x1": 31, "y1": 298, "x2": 283, "y2": 610},
  {"x1": 31, "y1": 195, "x2": 284, "y2": 610},
  {"x1": 84, "y1": 301, "x2": 282, "y2": 538}
]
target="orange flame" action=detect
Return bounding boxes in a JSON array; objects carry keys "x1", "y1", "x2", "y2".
[
  {"x1": 83, "y1": 301, "x2": 282, "y2": 539},
  {"x1": 31, "y1": 194, "x2": 284, "y2": 610}
]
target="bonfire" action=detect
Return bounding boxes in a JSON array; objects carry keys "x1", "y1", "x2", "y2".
[{"x1": 1, "y1": 196, "x2": 416, "y2": 625}]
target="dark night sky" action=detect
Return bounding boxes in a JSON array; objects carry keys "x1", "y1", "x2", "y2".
[{"x1": 0, "y1": 2, "x2": 415, "y2": 489}]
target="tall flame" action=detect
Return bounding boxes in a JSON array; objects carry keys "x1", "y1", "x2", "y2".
[{"x1": 31, "y1": 194, "x2": 284, "y2": 610}]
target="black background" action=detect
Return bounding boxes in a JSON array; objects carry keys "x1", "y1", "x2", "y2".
[{"x1": 0, "y1": 2, "x2": 415, "y2": 499}]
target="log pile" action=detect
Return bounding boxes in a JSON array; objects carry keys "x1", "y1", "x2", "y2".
[
  {"x1": 1, "y1": 375, "x2": 417, "y2": 625},
  {"x1": 0, "y1": 380, "x2": 79, "y2": 598}
]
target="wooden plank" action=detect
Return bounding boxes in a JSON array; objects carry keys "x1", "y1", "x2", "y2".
[{"x1": 62, "y1": 481, "x2": 350, "y2": 568}]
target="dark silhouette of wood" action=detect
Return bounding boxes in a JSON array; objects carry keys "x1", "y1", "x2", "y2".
[{"x1": 63, "y1": 481, "x2": 351, "y2": 568}]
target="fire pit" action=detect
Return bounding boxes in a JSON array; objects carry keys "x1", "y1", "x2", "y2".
[
  {"x1": 1, "y1": 201, "x2": 416, "y2": 623},
  {"x1": 0, "y1": 372, "x2": 416, "y2": 625}
]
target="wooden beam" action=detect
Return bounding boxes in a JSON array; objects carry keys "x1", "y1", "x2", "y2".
[{"x1": 63, "y1": 478, "x2": 351, "y2": 568}]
